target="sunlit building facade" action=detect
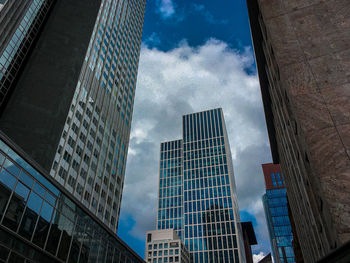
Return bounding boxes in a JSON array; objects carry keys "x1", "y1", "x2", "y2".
[
  {"x1": 155, "y1": 109, "x2": 245, "y2": 263},
  {"x1": 262, "y1": 163, "x2": 295, "y2": 263}
]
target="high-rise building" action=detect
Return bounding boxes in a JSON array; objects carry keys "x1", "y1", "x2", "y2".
[
  {"x1": 261, "y1": 163, "x2": 295, "y2": 263},
  {"x1": 0, "y1": 0, "x2": 146, "y2": 232},
  {"x1": 246, "y1": 0, "x2": 350, "y2": 261},
  {"x1": 145, "y1": 229, "x2": 190, "y2": 263},
  {"x1": 154, "y1": 108, "x2": 245, "y2": 263}
]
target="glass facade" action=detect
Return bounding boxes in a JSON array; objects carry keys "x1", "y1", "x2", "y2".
[
  {"x1": 158, "y1": 140, "x2": 183, "y2": 238},
  {"x1": 156, "y1": 109, "x2": 245, "y2": 263},
  {"x1": 0, "y1": 0, "x2": 55, "y2": 106},
  {"x1": 262, "y1": 167, "x2": 295, "y2": 263},
  {"x1": 0, "y1": 134, "x2": 144, "y2": 263},
  {"x1": 49, "y1": 0, "x2": 145, "y2": 232}
]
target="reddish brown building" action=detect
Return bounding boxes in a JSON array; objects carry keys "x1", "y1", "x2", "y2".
[{"x1": 262, "y1": 163, "x2": 284, "y2": 190}]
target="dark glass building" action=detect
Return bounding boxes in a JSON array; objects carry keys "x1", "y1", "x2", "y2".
[
  {"x1": 0, "y1": 0, "x2": 146, "y2": 232},
  {"x1": 0, "y1": 131, "x2": 145, "y2": 263},
  {"x1": 262, "y1": 163, "x2": 295, "y2": 263},
  {"x1": 155, "y1": 109, "x2": 246, "y2": 263}
]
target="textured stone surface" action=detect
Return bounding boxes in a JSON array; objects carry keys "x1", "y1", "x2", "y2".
[
  {"x1": 259, "y1": 0, "x2": 285, "y2": 19},
  {"x1": 337, "y1": 124, "x2": 350, "y2": 158},
  {"x1": 284, "y1": 0, "x2": 325, "y2": 11},
  {"x1": 266, "y1": 15, "x2": 304, "y2": 67},
  {"x1": 292, "y1": 92, "x2": 333, "y2": 135},
  {"x1": 280, "y1": 61, "x2": 317, "y2": 96},
  {"x1": 255, "y1": 0, "x2": 350, "y2": 260},
  {"x1": 309, "y1": 51, "x2": 350, "y2": 90},
  {"x1": 321, "y1": 84, "x2": 350, "y2": 126}
]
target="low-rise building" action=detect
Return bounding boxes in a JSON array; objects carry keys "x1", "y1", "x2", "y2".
[{"x1": 145, "y1": 229, "x2": 190, "y2": 263}]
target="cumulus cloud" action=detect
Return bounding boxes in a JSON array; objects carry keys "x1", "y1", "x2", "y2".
[
  {"x1": 156, "y1": 0, "x2": 175, "y2": 19},
  {"x1": 144, "y1": 32, "x2": 161, "y2": 46},
  {"x1": 120, "y1": 39, "x2": 272, "y2": 253}
]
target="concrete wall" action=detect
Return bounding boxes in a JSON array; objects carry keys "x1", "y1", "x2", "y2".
[{"x1": 248, "y1": 0, "x2": 350, "y2": 262}]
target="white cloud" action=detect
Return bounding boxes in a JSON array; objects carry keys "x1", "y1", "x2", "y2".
[
  {"x1": 192, "y1": 3, "x2": 229, "y2": 24},
  {"x1": 157, "y1": 0, "x2": 175, "y2": 19},
  {"x1": 253, "y1": 252, "x2": 266, "y2": 263},
  {"x1": 120, "y1": 39, "x2": 272, "y2": 251}
]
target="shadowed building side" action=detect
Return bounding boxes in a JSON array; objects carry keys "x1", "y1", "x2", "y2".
[{"x1": 247, "y1": 0, "x2": 350, "y2": 261}]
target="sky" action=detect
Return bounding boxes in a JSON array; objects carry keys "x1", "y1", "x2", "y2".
[{"x1": 118, "y1": 0, "x2": 272, "y2": 262}]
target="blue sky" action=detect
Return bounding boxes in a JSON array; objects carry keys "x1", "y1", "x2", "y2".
[{"x1": 118, "y1": 1, "x2": 272, "y2": 262}]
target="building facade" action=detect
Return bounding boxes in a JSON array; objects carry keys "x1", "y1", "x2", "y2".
[
  {"x1": 0, "y1": 0, "x2": 55, "y2": 109},
  {"x1": 262, "y1": 164, "x2": 295, "y2": 263},
  {"x1": 155, "y1": 108, "x2": 245, "y2": 263},
  {"x1": 145, "y1": 229, "x2": 190, "y2": 263},
  {"x1": 0, "y1": 131, "x2": 145, "y2": 263},
  {"x1": 241, "y1": 222, "x2": 257, "y2": 263},
  {"x1": 0, "y1": 0, "x2": 146, "y2": 232},
  {"x1": 246, "y1": 0, "x2": 350, "y2": 261}
]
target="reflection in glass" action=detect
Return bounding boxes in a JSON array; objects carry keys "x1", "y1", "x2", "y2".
[
  {"x1": 3, "y1": 181, "x2": 29, "y2": 231},
  {"x1": 0, "y1": 168, "x2": 17, "y2": 190},
  {"x1": 57, "y1": 214, "x2": 74, "y2": 261},
  {"x1": 45, "y1": 210, "x2": 61, "y2": 255},
  {"x1": 3, "y1": 159, "x2": 20, "y2": 177},
  {"x1": 33, "y1": 203, "x2": 53, "y2": 248},
  {"x1": 19, "y1": 171, "x2": 34, "y2": 189}
]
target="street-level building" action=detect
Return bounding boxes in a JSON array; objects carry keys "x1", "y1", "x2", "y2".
[{"x1": 0, "y1": 131, "x2": 145, "y2": 263}]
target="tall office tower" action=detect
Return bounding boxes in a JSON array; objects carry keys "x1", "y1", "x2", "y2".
[
  {"x1": 246, "y1": 0, "x2": 350, "y2": 261},
  {"x1": 157, "y1": 139, "x2": 184, "y2": 238},
  {"x1": 261, "y1": 163, "x2": 295, "y2": 263},
  {"x1": 0, "y1": 0, "x2": 146, "y2": 232},
  {"x1": 156, "y1": 108, "x2": 246, "y2": 263},
  {"x1": 0, "y1": 0, "x2": 55, "y2": 108}
]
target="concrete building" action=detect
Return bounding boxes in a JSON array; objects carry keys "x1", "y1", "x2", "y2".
[
  {"x1": 0, "y1": 0, "x2": 146, "y2": 232},
  {"x1": 155, "y1": 109, "x2": 246, "y2": 263},
  {"x1": 246, "y1": 0, "x2": 350, "y2": 261},
  {"x1": 145, "y1": 229, "x2": 190, "y2": 263},
  {"x1": 241, "y1": 222, "x2": 257, "y2": 263}
]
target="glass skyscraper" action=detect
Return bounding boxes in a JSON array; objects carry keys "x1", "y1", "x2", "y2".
[
  {"x1": 262, "y1": 163, "x2": 295, "y2": 263},
  {"x1": 156, "y1": 108, "x2": 245, "y2": 263},
  {"x1": 49, "y1": 0, "x2": 145, "y2": 232},
  {"x1": 0, "y1": 0, "x2": 55, "y2": 107}
]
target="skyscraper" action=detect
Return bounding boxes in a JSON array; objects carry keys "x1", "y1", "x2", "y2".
[
  {"x1": 0, "y1": 0, "x2": 146, "y2": 232},
  {"x1": 155, "y1": 108, "x2": 245, "y2": 263},
  {"x1": 246, "y1": 0, "x2": 350, "y2": 261},
  {"x1": 261, "y1": 163, "x2": 295, "y2": 263}
]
